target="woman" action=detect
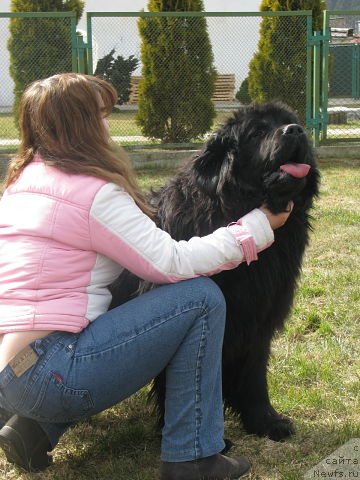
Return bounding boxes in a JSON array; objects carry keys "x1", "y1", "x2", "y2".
[{"x1": 0, "y1": 73, "x2": 292, "y2": 479}]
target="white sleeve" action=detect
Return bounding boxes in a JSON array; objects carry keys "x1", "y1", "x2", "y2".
[{"x1": 89, "y1": 183, "x2": 274, "y2": 284}]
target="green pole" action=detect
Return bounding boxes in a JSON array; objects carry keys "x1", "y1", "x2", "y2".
[
  {"x1": 71, "y1": 13, "x2": 78, "y2": 72},
  {"x1": 356, "y1": 45, "x2": 360, "y2": 99},
  {"x1": 76, "y1": 32, "x2": 86, "y2": 73},
  {"x1": 313, "y1": 31, "x2": 321, "y2": 147},
  {"x1": 84, "y1": 10, "x2": 312, "y2": 18},
  {"x1": 352, "y1": 44, "x2": 359, "y2": 99},
  {"x1": 86, "y1": 13, "x2": 93, "y2": 74},
  {"x1": 321, "y1": 11, "x2": 330, "y2": 144},
  {"x1": 306, "y1": 14, "x2": 313, "y2": 135}
]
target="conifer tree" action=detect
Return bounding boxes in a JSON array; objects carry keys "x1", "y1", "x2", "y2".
[
  {"x1": 95, "y1": 50, "x2": 139, "y2": 106},
  {"x1": 137, "y1": 0, "x2": 216, "y2": 143},
  {"x1": 247, "y1": 0, "x2": 325, "y2": 121},
  {"x1": 235, "y1": 78, "x2": 251, "y2": 105},
  {"x1": 8, "y1": 0, "x2": 84, "y2": 121}
]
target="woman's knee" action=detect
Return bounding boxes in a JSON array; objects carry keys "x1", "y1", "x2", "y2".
[{"x1": 191, "y1": 277, "x2": 226, "y2": 318}]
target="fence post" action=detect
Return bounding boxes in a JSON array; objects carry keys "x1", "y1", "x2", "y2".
[
  {"x1": 76, "y1": 32, "x2": 88, "y2": 74},
  {"x1": 312, "y1": 31, "x2": 322, "y2": 147},
  {"x1": 321, "y1": 10, "x2": 330, "y2": 144},
  {"x1": 352, "y1": 43, "x2": 360, "y2": 99},
  {"x1": 86, "y1": 13, "x2": 94, "y2": 74},
  {"x1": 306, "y1": 14, "x2": 313, "y2": 137},
  {"x1": 70, "y1": 12, "x2": 78, "y2": 72}
]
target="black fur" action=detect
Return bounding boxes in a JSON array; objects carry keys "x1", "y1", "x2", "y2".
[{"x1": 110, "y1": 102, "x2": 320, "y2": 442}]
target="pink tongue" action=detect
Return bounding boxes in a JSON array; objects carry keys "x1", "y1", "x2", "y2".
[{"x1": 280, "y1": 163, "x2": 311, "y2": 178}]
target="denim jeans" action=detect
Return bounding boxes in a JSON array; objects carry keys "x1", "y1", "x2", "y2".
[{"x1": 0, "y1": 277, "x2": 226, "y2": 462}]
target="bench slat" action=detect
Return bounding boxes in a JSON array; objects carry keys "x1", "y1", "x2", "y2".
[{"x1": 126, "y1": 74, "x2": 235, "y2": 104}]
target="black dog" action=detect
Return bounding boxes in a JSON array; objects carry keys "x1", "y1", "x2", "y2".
[{"x1": 110, "y1": 102, "x2": 320, "y2": 442}]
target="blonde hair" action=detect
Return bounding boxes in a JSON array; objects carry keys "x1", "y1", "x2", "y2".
[{"x1": 5, "y1": 73, "x2": 152, "y2": 216}]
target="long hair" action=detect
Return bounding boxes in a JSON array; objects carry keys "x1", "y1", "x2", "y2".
[{"x1": 5, "y1": 73, "x2": 152, "y2": 216}]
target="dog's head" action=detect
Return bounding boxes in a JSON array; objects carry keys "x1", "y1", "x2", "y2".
[{"x1": 193, "y1": 102, "x2": 320, "y2": 214}]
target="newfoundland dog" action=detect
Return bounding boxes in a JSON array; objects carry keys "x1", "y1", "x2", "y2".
[{"x1": 110, "y1": 102, "x2": 320, "y2": 442}]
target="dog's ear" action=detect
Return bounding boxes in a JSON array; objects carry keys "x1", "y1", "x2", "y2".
[{"x1": 193, "y1": 134, "x2": 235, "y2": 197}]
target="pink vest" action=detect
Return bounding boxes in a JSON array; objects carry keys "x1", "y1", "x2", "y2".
[
  {"x1": 0, "y1": 157, "x2": 116, "y2": 333},
  {"x1": 0, "y1": 156, "x2": 274, "y2": 334}
]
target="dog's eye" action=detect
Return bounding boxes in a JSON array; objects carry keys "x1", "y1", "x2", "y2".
[{"x1": 250, "y1": 129, "x2": 265, "y2": 138}]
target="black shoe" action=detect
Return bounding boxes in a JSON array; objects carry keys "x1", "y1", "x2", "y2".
[
  {"x1": 160, "y1": 453, "x2": 251, "y2": 480},
  {"x1": 0, "y1": 415, "x2": 52, "y2": 472}
]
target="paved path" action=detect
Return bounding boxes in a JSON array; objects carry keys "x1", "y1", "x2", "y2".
[
  {"x1": 1, "y1": 130, "x2": 360, "y2": 147},
  {"x1": 0, "y1": 139, "x2": 19, "y2": 146},
  {"x1": 0, "y1": 136, "x2": 149, "y2": 146}
]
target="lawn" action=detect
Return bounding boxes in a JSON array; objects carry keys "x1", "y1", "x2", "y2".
[
  {"x1": 2, "y1": 111, "x2": 360, "y2": 147},
  {"x1": 0, "y1": 157, "x2": 359, "y2": 479},
  {"x1": 0, "y1": 111, "x2": 145, "y2": 140},
  {"x1": 0, "y1": 110, "x2": 230, "y2": 141},
  {"x1": 0, "y1": 114, "x2": 18, "y2": 140}
]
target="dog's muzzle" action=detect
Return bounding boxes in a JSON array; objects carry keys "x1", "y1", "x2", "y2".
[{"x1": 282, "y1": 124, "x2": 305, "y2": 136}]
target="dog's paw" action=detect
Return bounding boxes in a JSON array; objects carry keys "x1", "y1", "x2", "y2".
[
  {"x1": 241, "y1": 407, "x2": 295, "y2": 442},
  {"x1": 262, "y1": 413, "x2": 294, "y2": 442}
]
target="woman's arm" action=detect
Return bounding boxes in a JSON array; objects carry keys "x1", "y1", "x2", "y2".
[{"x1": 88, "y1": 183, "x2": 276, "y2": 284}]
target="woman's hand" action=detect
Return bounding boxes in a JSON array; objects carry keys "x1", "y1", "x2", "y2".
[{"x1": 260, "y1": 201, "x2": 294, "y2": 230}]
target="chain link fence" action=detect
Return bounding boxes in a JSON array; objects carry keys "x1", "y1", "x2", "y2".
[
  {"x1": 88, "y1": 12, "x2": 311, "y2": 147},
  {"x1": 1, "y1": 10, "x2": 360, "y2": 152},
  {"x1": 324, "y1": 10, "x2": 360, "y2": 143},
  {"x1": 0, "y1": 12, "x2": 76, "y2": 152}
]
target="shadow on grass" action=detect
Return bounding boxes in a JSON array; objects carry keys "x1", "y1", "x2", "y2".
[{"x1": 318, "y1": 157, "x2": 360, "y2": 170}]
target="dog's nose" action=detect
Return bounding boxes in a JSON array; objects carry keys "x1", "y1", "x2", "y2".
[{"x1": 282, "y1": 124, "x2": 304, "y2": 136}]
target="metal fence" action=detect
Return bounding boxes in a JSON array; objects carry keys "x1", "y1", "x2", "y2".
[
  {"x1": 86, "y1": 11, "x2": 312, "y2": 147},
  {"x1": 0, "y1": 12, "x2": 78, "y2": 151},
  {"x1": 322, "y1": 10, "x2": 360, "y2": 144},
  {"x1": 0, "y1": 9, "x2": 360, "y2": 152}
]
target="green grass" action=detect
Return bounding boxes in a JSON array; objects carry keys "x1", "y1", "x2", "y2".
[
  {"x1": 327, "y1": 120, "x2": 360, "y2": 139},
  {"x1": 108, "y1": 111, "x2": 143, "y2": 137},
  {"x1": 0, "y1": 110, "x2": 232, "y2": 142},
  {"x1": 0, "y1": 111, "x2": 144, "y2": 140},
  {"x1": 2, "y1": 111, "x2": 360, "y2": 146},
  {"x1": 0, "y1": 158, "x2": 359, "y2": 479},
  {"x1": 0, "y1": 111, "x2": 225, "y2": 150},
  {"x1": 0, "y1": 114, "x2": 18, "y2": 140}
]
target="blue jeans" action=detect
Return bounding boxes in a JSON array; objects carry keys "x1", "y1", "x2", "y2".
[{"x1": 0, "y1": 278, "x2": 226, "y2": 462}]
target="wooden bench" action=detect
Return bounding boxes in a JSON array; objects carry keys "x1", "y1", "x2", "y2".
[
  {"x1": 328, "y1": 111, "x2": 347, "y2": 125},
  {"x1": 212, "y1": 74, "x2": 236, "y2": 103},
  {"x1": 127, "y1": 73, "x2": 235, "y2": 104}
]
